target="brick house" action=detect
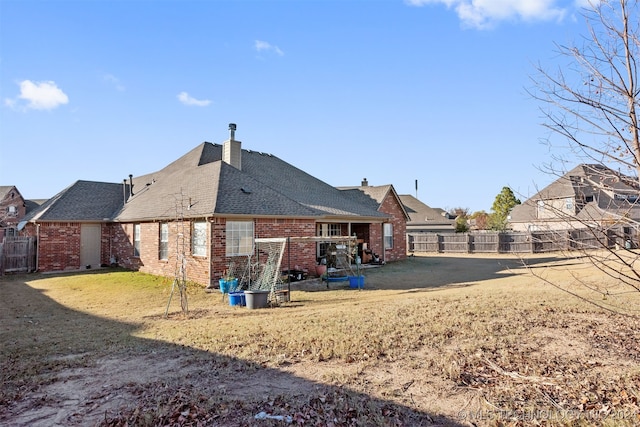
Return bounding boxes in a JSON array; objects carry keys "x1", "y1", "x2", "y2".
[
  {"x1": 0, "y1": 186, "x2": 28, "y2": 240},
  {"x1": 338, "y1": 178, "x2": 409, "y2": 263},
  {"x1": 21, "y1": 125, "x2": 407, "y2": 286}
]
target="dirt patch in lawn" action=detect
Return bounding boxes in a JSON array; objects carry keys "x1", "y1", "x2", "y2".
[{"x1": 1, "y1": 253, "x2": 639, "y2": 426}]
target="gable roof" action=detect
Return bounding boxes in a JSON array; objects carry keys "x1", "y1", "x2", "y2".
[
  {"x1": 0, "y1": 186, "x2": 47, "y2": 214},
  {"x1": 509, "y1": 164, "x2": 640, "y2": 223},
  {"x1": 0, "y1": 185, "x2": 22, "y2": 202},
  {"x1": 28, "y1": 141, "x2": 391, "y2": 223},
  {"x1": 338, "y1": 183, "x2": 410, "y2": 221},
  {"x1": 398, "y1": 194, "x2": 456, "y2": 227}
]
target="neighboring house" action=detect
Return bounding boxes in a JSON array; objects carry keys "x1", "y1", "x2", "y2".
[
  {"x1": 338, "y1": 178, "x2": 410, "y2": 264},
  {"x1": 21, "y1": 125, "x2": 407, "y2": 286},
  {"x1": 508, "y1": 164, "x2": 640, "y2": 238},
  {"x1": 398, "y1": 194, "x2": 456, "y2": 234},
  {"x1": 0, "y1": 186, "x2": 27, "y2": 240}
]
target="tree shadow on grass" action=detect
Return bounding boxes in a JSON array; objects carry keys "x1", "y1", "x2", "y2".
[{"x1": 0, "y1": 274, "x2": 466, "y2": 427}]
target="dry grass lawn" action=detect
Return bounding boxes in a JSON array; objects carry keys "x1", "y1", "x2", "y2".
[{"x1": 1, "y1": 253, "x2": 639, "y2": 426}]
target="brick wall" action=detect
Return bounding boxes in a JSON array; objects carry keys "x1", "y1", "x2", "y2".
[
  {"x1": 110, "y1": 217, "x2": 318, "y2": 287},
  {"x1": 112, "y1": 222, "x2": 210, "y2": 285},
  {"x1": 30, "y1": 211, "x2": 404, "y2": 284},
  {"x1": 37, "y1": 222, "x2": 82, "y2": 271},
  {"x1": 379, "y1": 193, "x2": 407, "y2": 262},
  {"x1": 0, "y1": 188, "x2": 26, "y2": 239},
  {"x1": 211, "y1": 217, "x2": 317, "y2": 284},
  {"x1": 110, "y1": 223, "x2": 142, "y2": 271}
]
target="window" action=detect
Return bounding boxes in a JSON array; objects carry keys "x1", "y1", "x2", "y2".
[
  {"x1": 159, "y1": 223, "x2": 169, "y2": 260},
  {"x1": 133, "y1": 224, "x2": 141, "y2": 257},
  {"x1": 565, "y1": 198, "x2": 573, "y2": 210},
  {"x1": 614, "y1": 193, "x2": 639, "y2": 203},
  {"x1": 6, "y1": 205, "x2": 16, "y2": 217},
  {"x1": 317, "y1": 223, "x2": 343, "y2": 258},
  {"x1": 384, "y1": 223, "x2": 393, "y2": 249},
  {"x1": 192, "y1": 221, "x2": 207, "y2": 257},
  {"x1": 226, "y1": 220, "x2": 254, "y2": 256},
  {"x1": 318, "y1": 223, "x2": 341, "y2": 237}
]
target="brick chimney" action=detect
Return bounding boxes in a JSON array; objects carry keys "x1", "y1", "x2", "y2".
[
  {"x1": 223, "y1": 123, "x2": 242, "y2": 170},
  {"x1": 361, "y1": 178, "x2": 368, "y2": 187}
]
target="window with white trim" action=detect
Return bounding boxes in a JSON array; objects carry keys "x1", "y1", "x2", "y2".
[
  {"x1": 318, "y1": 223, "x2": 342, "y2": 237},
  {"x1": 159, "y1": 222, "x2": 169, "y2": 260},
  {"x1": 536, "y1": 200, "x2": 545, "y2": 218},
  {"x1": 565, "y1": 198, "x2": 573, "y2": 210},
  {"x1": 384, "y1": 223, "x2": 393, "y2": 249},
  {"x1": 317, "y1": 223, "x2": 343, "y2": 258},
  {"x1": 192, "y1": 221, "x2": 207, "y2": 257},
  {"x1": 226, "y1": 220, "x2": 254, "y2": 256}
]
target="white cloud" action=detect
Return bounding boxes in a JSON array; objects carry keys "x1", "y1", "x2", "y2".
[
  {"x1": 103, "y1": 73, "x2": 125, "y2": 91},
  {"x1": 254, "y1": 40, "x2": 284, "y2": 56},
  {"x1": 177, "y1": 91, "x2": 211, "y2": 107},
  {"x1": 406, "y1": 0, "x2": 568, "y2": 29},
  {"x1": 4, "y1": 80, "x2": 69, "y2": 110}
]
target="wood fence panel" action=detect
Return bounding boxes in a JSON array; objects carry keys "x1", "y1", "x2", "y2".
[
  {"x1": 531, "y1": 231, "x2": 568, "y2": 253},
  {"x1": 470, "y1": 233, "x2": 499, "y2": 253},
  {"x1": 1, "y1": 237, "x2": 37, "y2": 273},
  {"x1": 499, "y1": 232, "x2": 532, "y2": 253},
  {"x1": 408, "y1": 229, "x2": 619, "y2": 254},
  {"x1": 408, "y1": 233, "x2": 441, "y2": 252},
  {"x1": 441, "y1": 234, "x2": 469, "y2": 253}
]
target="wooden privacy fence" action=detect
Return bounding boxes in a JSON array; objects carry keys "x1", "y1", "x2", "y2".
[
  {"x1": 0, "y1": 237, "x2": 37, "y2": 274},
  {"x1": 408, "y1": 229, "x2": 623, "y2": 254}
]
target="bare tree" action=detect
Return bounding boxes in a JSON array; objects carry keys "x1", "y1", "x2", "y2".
[
  {"x1": 532, "y1": 0, "x2": 640, "y2": 174},
  {"x1": 527, "y1": 0, "x2": 640, "y2": 315}
]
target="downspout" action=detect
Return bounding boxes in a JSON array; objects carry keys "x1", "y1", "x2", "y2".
[
  {"x1": 208, "y1": 217, "x2": 213, "y2": 287},
  {"x1": 35, "y1": 223, "x2": 40, "y2": 272},
  {"x1": 287, "y1": 236, "x2": 291, "y2": 301},
  {"x1": 382, "y1": 222, "x2": 386, "y2": 264}
]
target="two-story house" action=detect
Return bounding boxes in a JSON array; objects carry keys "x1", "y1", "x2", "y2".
[{"x1": 508, "y1": 164, "x2": 640, "y2": 242}]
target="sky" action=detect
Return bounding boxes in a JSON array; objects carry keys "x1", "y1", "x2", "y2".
[{"x1": 0, "y1": 0, "x2": 593, "y2": 213}]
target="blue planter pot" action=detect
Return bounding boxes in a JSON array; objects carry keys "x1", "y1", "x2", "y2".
[
  {"x1": 229, "y1": 291, "x2": 246, "y2": 306},
  {"x1": 348, "y1": 275, "x2": 365, "y2": 289},
  {"x1": 219, "y1": 278, "x2": 238, "y2": 294}
]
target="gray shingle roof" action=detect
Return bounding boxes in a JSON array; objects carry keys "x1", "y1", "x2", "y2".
[
  {"x1": 509, "y1": 164, "x2": 640, "y2": 223},
  {"x1": 338, "y1": 184, "x2": 410, "y2": 220},
  {"x1": 238, "y1": 146, "x2": 388, "y2": 218},
  {"x1": 31, "y1": 141, "x2": 391, "y2": 222},
  {"x1": 24, "y1": 180, "x2": 125, "y2": 222},
  {"x1": 398, "y1": 194, "x2": 455, "y2": 227}
]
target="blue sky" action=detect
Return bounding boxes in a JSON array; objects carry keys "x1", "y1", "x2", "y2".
[{"x1": 1, "y1": 0, "x2": 591, "y2": 213}]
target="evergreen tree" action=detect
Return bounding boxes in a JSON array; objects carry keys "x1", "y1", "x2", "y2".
[{"x1": 490, "y1": 187, "x2": 520, "y2": 231}]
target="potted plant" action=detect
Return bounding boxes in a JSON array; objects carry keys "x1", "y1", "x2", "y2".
[{"x1": 315, "y1": 257, "x2": 327, "y2": 277}]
